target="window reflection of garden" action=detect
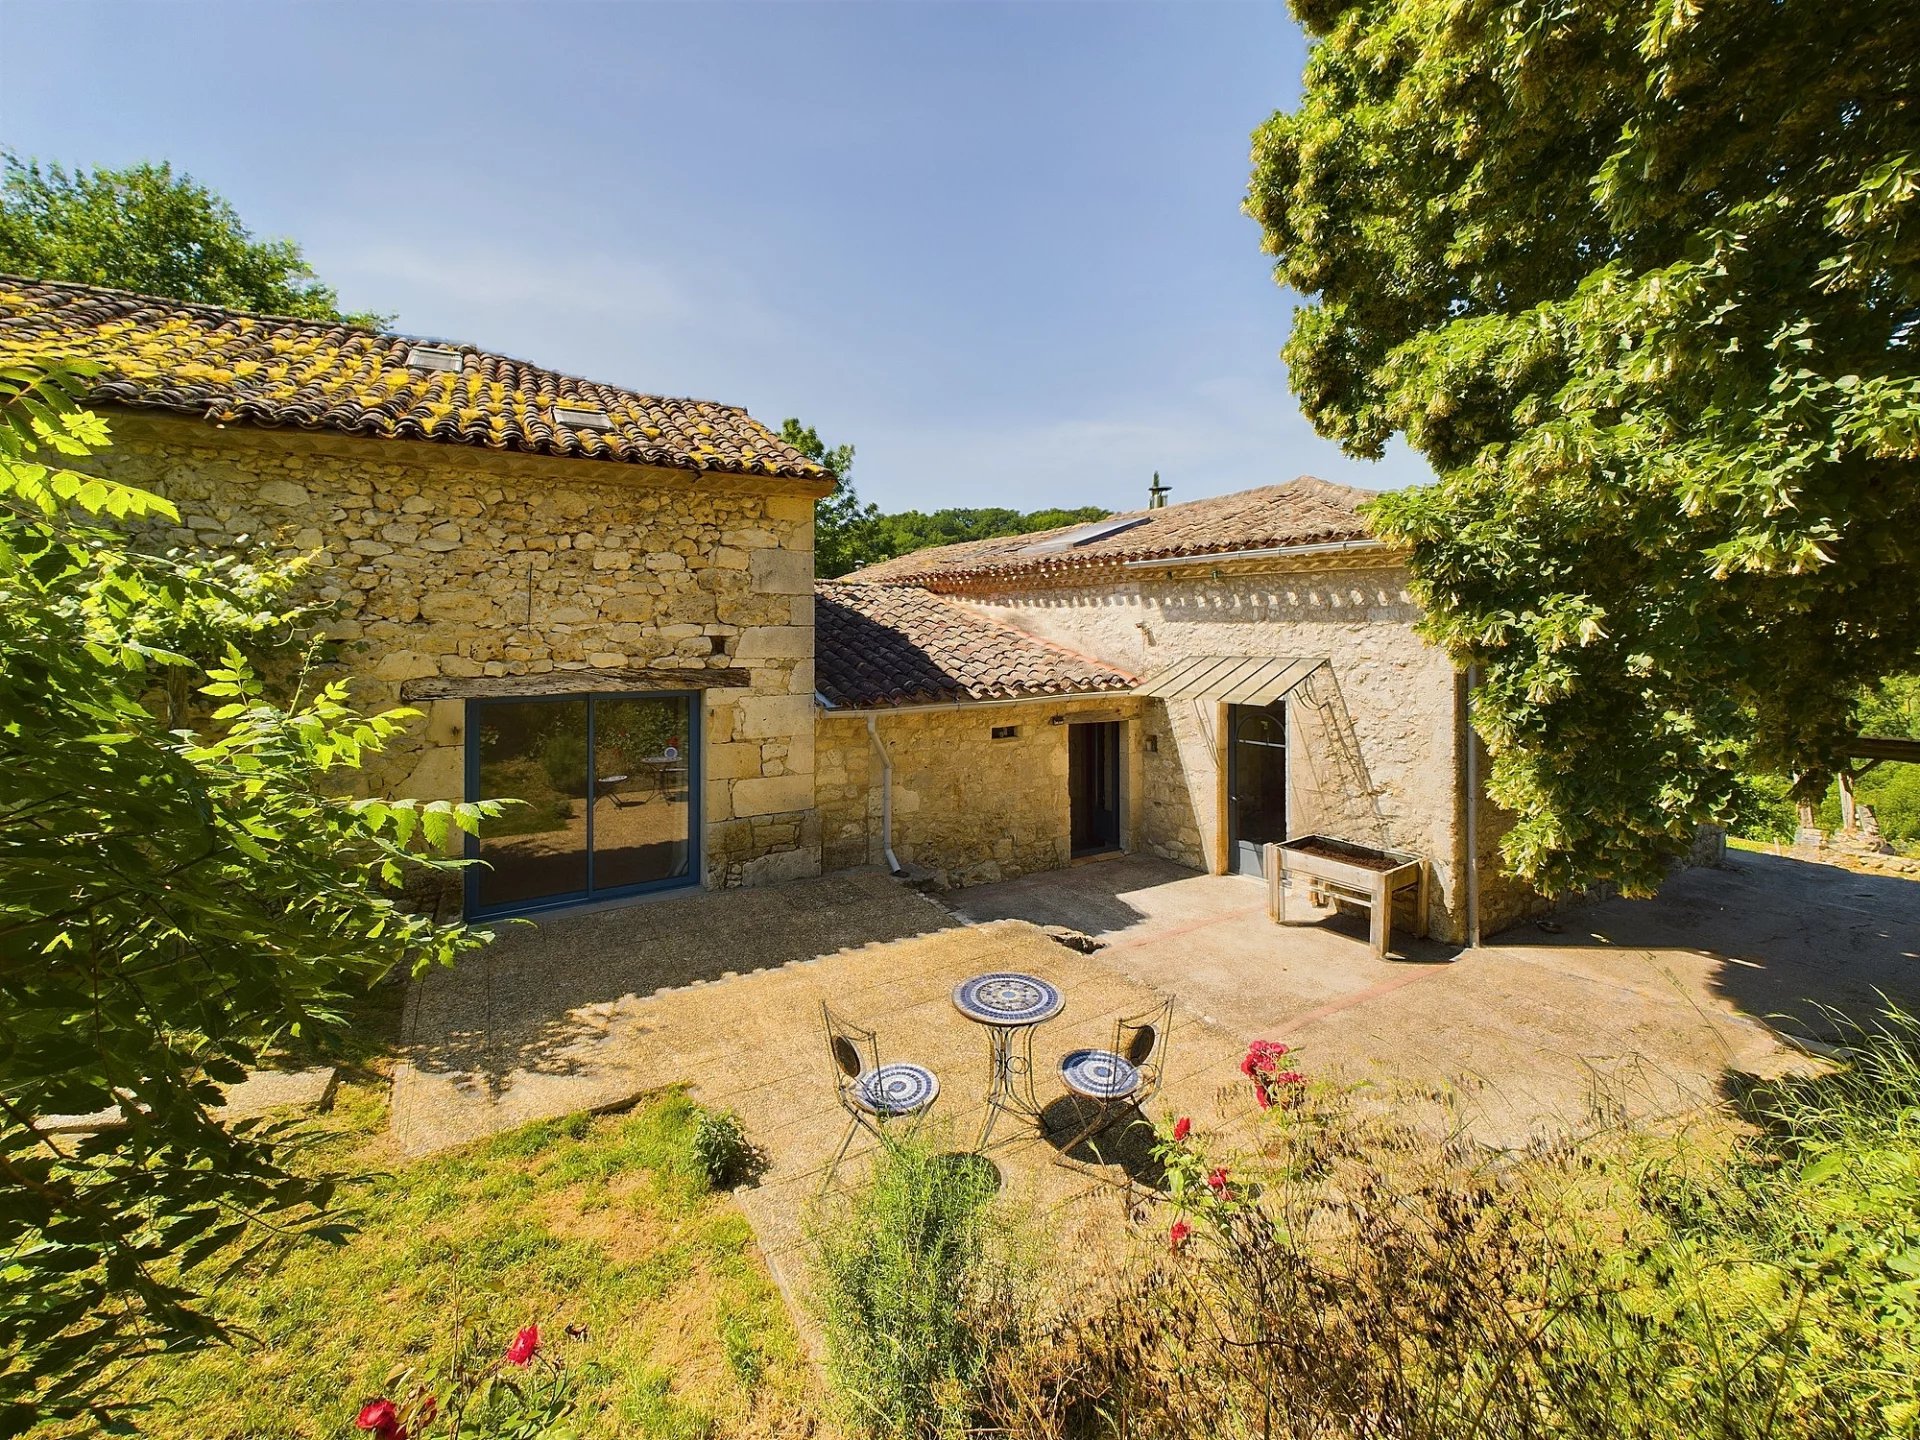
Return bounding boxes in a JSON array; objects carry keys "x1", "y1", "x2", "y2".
[
  {"x1": 472, "y1": 696, "x2": 693, "y2": 911},
  {"x1": 593, "y1": 697, "x2": 692, "y2": 890}
]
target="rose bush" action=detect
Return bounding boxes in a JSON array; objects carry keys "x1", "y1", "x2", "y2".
[{"x1": 356, "y1": 1320, "x2": 571, "y2": 1440}]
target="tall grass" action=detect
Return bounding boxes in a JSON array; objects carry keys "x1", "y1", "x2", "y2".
[
  {"x1": 810, "y1": 1139, "x2": 1027, "y2": 1439},
  {"x1": 984, "y1": 1011, "x2": 1920, "y2": 1439}
]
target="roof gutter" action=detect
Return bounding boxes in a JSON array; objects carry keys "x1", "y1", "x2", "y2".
[{"x1": 1120, "y1": 537, "x2": 1389, "y2": 571}]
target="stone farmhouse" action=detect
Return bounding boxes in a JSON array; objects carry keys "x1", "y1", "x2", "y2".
[{"x1": 2, "y1": 277, "x2": 1519, "y2": 944}]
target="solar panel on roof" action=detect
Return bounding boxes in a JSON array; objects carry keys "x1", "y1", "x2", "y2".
[
  {"x1": 1019, "y1": 516, "x2": 1152, "y2": 554},
  {"x1": 552, "y1": 402, "x2": 613, "y2": 431},
  {"x1": 405, "y1": 344, "x2": 463, "y2": 373}
]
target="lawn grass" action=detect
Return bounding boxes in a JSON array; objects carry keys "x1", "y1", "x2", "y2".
[{"x1": 98, "y1": 1066, "x2": 816, "y2": 1440}]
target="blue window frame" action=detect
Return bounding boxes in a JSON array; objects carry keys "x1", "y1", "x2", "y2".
[{"x1": 463, "y1": 690, "x2": 702, "y2": 919}]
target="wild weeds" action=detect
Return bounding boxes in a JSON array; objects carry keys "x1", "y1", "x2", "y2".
[
  {"x1": 983, "y1": 1013, "x2": 1920, "y2": 1440},
  {"x1": 810, "y1": 1138, "x2": 1028, "y2": 1439}
]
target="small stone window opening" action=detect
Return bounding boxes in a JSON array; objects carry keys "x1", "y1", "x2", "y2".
[
  {"x1": 1146, "y1": 734, "x2": 1160, "y2": 753},
  {"x1": 405, "y1": 343, "x2": 463, "y2": 373},
  {"x1": 708, "y1": 635, "x2": 728, "y2": 656},
  {"x1": 991, "y1": 724, "x2": 1019, "y2": 741}
]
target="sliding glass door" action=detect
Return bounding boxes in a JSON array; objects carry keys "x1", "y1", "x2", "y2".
[{"x1": 465, "y1": 692, "x2": 698, "y2": 917}]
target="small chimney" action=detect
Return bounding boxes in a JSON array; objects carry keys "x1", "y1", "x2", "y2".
[{"x1": 1148, "y1": 471, "x2": 1170, "y2": 509}]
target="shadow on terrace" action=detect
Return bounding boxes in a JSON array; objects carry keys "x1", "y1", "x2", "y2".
[
  {"x1": 1498, "y1": 849, "x2": 1920, "y2": 1044},
  {"x1": 401, "y1": 870, "x2": 960, "y2": 1103}
]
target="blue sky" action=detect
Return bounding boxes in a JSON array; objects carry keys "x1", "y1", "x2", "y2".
[{"x1": 5, "y1": 1, "x2": 1429, "y2": 512}]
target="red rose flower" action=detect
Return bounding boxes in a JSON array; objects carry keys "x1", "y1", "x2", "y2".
[
  {"x1": 506, "y1": 1323, "x2": 540, "y2": 1366},
  {"x1": 356, "y1": 1400, "x2": 405, "y2": 1440},
  {"x1": 1206, "y1": 1167, "x2": 1230, "y2": 1195},
  {"x1": 1169, "y1": 1218, "x2": 1192, "y2": 1252},
  {"x1": 1172, "y1": 1116, "x2": 1191, "y2": 1142},
  {"x1": 1254, "y1": 1083, "x2": 1272, "y2": 1110},
  {"x1": 1276, "y1": 1070, "x2": 1305, "y2": 1085}
]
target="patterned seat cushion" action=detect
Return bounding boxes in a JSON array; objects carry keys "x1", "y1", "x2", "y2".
[
  {"x1": 1059, "y1": 1048, "x2": 1141, "y2": 1100},
  {"x1": 852, "y1": 1062, "x2": 940, "y2": 1116}
]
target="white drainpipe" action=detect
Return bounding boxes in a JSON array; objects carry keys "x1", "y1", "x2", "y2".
[
  {"x1": 866, "y1": 714, "x2": 903, "y2": 876},
  {"x1": 1465, "y1": 663, "x2": 1481, "y2": 948}
]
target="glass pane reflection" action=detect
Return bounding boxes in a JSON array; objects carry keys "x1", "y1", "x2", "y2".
[
  {"x1": 474, "y1": 700, "x2": 590, "y2": 911},
  {"x1": 591, "y1": 696, "x2": 693, "y2": 890}
]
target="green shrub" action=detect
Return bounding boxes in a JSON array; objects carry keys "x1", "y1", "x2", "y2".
[
  {"x1": 689, "y1": 1109, "x2": 765, "y2": 1191},
  {"x1": 811, "y1": 1140, "x2": 1023, "y2": 1439},
  {"x1": 1732, "y1": 770, "x2": 1800, "y2": 843}
]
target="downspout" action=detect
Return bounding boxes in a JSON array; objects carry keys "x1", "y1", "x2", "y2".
[
  {"x1": 866, "y1": 714, "x2": 903, "y2": 876},
  {"x1": 1464, "y1": 663, "x2": 1481, "y2": 948}
]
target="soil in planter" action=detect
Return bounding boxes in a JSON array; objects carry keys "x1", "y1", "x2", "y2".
[{"x1": 1285, "y1": 838, "x2": 1405, "y2": 872}]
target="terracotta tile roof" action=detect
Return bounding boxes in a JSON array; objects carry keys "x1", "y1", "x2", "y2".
[
  {"x1": 845, "y1": 477, "x2": 1379, "y2": 588},
  {"x1": 815, "y1": 582, "x2": 1136, "y2": 710},
  {"x1": 0, "y1": 275, "x2": 830, "y2": 482}
]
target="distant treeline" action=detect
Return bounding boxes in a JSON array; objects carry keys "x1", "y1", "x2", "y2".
[
  {"x1": 821, "y1": 502, "x2": 1110, "y2": 578},
  {"x1": 871, "y1": 506, "x2": 1109, "y2": 559}
]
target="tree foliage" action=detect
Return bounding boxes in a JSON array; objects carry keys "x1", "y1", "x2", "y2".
[
  {"x1": 869, "y1": 505, "x2": 1110, "y2": 560},
  {"x1": 0, "y1": 367, "x2": 490, "y2": 1428},
  {"x1": 777, "y1": 416, "x2": 1108, "y2": 578},
  {"x1": 780, "y1": 417, "x2": 883, "y2": 578},
  {"x1": 1250, "y1": 0, "x2": 1920, "y2": 894},
  {"x1": 0, "y1": 154, "x2": 388, "y2": 328}
]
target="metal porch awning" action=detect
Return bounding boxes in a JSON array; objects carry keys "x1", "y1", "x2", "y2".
[{"x1": 1132, "y1": 654, "x2": 1326, "y2": 706}]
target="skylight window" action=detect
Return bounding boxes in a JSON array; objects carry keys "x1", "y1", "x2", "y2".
[
  {"x1": 405, "y1": 343, "x2": 463, "y2": 373},
  {"x1": 552, "y1": 402, "x2": 613, "y2": 431},
  {"x1": 1020, "y1": 516, "x2": 1153, "y2": 555}
]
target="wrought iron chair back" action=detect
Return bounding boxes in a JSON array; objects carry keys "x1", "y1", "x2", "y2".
[
  {"x1": 1052, "y1": 995, "x2": 1176, "y2": 1175},
  {"x1": 1116, "y1": 997, "x2": 1173, "y2": 1105},
  {"x1": 823, "y1": 1006, "x2": 880, "y2": 1109},
  {"x1": 818, "y1": 1003, "x2": 938, "y2": 1192}
]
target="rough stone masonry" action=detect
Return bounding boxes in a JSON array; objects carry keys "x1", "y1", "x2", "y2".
[{"x1": 87, "y1": 411, "x2": 833, "y2": 890}]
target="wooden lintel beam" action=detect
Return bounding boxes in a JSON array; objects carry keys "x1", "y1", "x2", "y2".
[
  {"x1": 1846, "y1": 736, "x2": 1920, "y2": 765},
  {"x1": 399, "y1": 667, "x2": 754, "y2": 702}
]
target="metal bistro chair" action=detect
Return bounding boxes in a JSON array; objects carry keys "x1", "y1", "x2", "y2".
[
  {"x1": 820, "y1": 1004, "x2": 941, "y2": 1191},
  {"x1": 1052, "y1": 996, "x2": 1175, "y2": 1170}
]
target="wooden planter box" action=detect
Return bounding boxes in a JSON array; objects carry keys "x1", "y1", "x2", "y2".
[{"x1": 1267, "y1": 835, "x2": 1427, "y2": 960}]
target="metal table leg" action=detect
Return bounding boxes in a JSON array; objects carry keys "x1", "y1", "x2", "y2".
[{"x1": 976, "y1": 1022, "x2": 1043, "y2": 1151}]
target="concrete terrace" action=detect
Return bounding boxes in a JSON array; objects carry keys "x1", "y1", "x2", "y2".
[{"x1": 394, "y1": 851, "x2": 1920, "y2": 1286}]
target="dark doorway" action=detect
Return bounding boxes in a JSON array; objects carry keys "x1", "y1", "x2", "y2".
[
  {"x1": 1069, "y1": 721, "x2": 1123, "y2": 857},
  {"x1": 1228, "y1": 702, "x2": 1288, "y2": 876}
]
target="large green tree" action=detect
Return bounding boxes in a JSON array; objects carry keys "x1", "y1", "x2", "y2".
[
  {"x1": 0, "y1": 154, "x2": 387, "y2": 327},
  {"x1": 1250, "y1": 0, "x2": 1920, "y2": 894},
  {"x1": 0, "y1": 367, "x2": 489, "y2": 1426}
]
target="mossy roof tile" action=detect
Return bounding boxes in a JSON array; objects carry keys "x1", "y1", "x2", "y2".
[{"x1": 0, "y1": 275, "x2": 830, "y2": 482}]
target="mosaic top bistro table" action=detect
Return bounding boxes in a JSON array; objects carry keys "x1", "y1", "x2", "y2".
[{"x1": 952, "y1": 971, "x2": 1065, "y2": 1150}]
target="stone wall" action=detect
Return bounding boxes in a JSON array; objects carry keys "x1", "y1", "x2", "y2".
[
  {"x1": 1136, "y1": 699, "x2": 1207, "y2": 868},
  {"x1": 952, "y1": 563, "x2": 1479, "y2": 940},
  {"x1": 87, "y1": 412, "x2": 829, "y2": 892},
  {"x1": 817, "y1": 697, "x2": 1140, "y2": 889}
]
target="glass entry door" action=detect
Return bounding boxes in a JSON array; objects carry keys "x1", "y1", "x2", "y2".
[
  {"x1": 1228, "y1": 702, "x2": 1287, "y2": 877},
  {"x1": 466, "y1": 692, "x2": 697, "y2": 917}
]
